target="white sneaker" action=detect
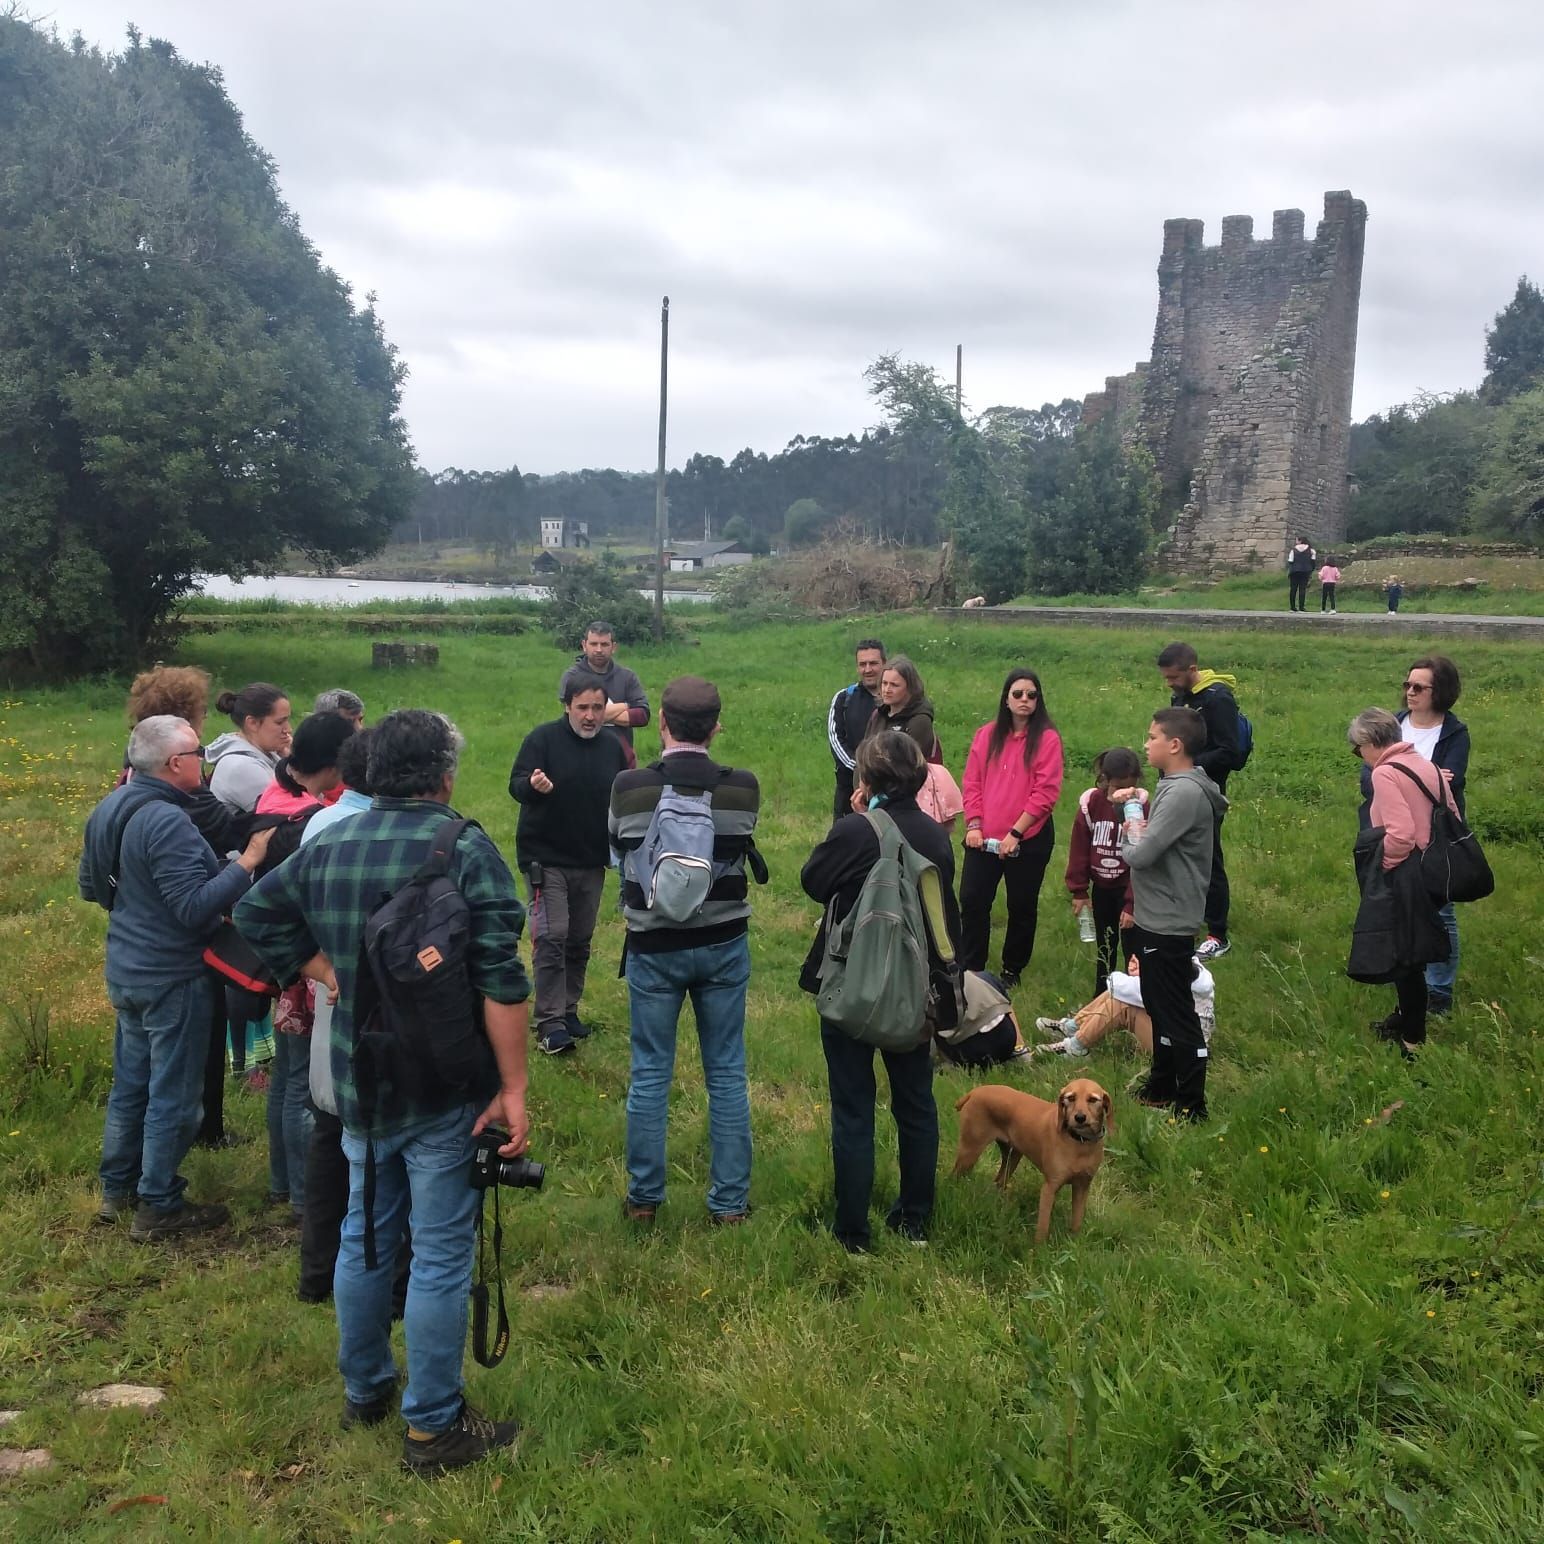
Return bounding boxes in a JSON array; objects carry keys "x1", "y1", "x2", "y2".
[
  {"x1": 1196, "y1": 935, "x2": 1231, "y2": 961},
  {"x1": 1050, "y1": 1036, "x2": 1088, "y2": 1057},
  {"x1": 1033, "y1": 1015, "x2": 1077, "y2": 1039}
]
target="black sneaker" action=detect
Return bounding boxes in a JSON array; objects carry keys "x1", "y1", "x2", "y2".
[
  {"x1": 1427, "y1": 994, "x2": 1453, "y2": 1018},
  {"x1": 96, "y1": 1192, "x2": 138, "y2": 1225},
  {"x1": 130, "y1": 1200, "x2": 230, "y2": 1242},
  {"x1": 537, "y1": 1023, "x2": 577, "y2": 1056},
  {"x1": 401, "y1": 1400, "x2": 522, "y2": 1475},
  {"x1": 565, "y1": 1011, "x2": 592, "y2": 1040},
  {"x1": 1130, "y1": 1080, "x2": 1176, "y2": 1110},
  {"x1": 342, "y1": 1380, "x2": 399, "y2": 1430}
]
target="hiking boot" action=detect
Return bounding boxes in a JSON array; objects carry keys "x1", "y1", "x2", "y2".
[
  {"x1": 96, "y1": 1192, "x2": 138, "y2": 1225},
  {"x1": 1130, "y1": 1079, "x2": 1175, "y2": 1110},
  {"x1": 999, "y1": 971, "x2": 1021, "y2": 990},
  {"x1": 130, "y1": 1200, "x2": 230, "y2": 1242},
  {"x1": 1196, "y1": 936, "x2": 1230, "y2": 962},
  {"x1": 537, "y1": 1023, "x2": 576, "y2": 1056},
  {"x1": 622, "y1": 1200, "x2": 656, "y2": 1224},
  {"x1": 401, "y1": 1400, "x2": 522, "y2": 1476},
  {"x1": 565, "y1": 1011, "x2": 593, "y2": 1040},
  {"x1": 1427, "y1": 994, "x2": 1453, "y2": 1018},
  {"x1": 342, "y1": 1379, "x2": 399, "y2": 1431},
  {"x1": 709, "y1": 1209, "x2": 751, "y2": 1227}
]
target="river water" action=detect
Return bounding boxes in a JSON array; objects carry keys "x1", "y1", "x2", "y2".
[{"x1": 195, "y1": 574, "x2": 711, "y2": 605}]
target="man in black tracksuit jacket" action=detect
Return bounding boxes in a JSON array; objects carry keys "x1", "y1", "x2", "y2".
[
  {"x1": 509, "y1": 673, "x2": 629, "y2": 1054},
  {"x1": 826, "y1": 639, "x2": 886, "y2": 820},
  {"x1": 1157, "y1": 643, "x2": 1246, "y2": 959}
]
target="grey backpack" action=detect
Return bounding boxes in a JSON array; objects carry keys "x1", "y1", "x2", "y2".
[
  {"x1": 816, "y1": 810, "x2": 944, "y2": 1052},
  {"x1": 628, "y1": 778, "x2": 724, "y2": 923}
]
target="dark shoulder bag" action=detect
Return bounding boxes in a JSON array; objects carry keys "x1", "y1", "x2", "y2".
[{"x1": 1388, "y1": 761, "x2": 1494, "y2": 905}]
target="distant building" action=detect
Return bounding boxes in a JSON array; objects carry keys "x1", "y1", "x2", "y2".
[
  {"x1": 530, "y1": 549, "x2": 589, "y2": 575},
  {"x1": 667, "y1": 540, "x2": 753, "y2": 572},
  {"x1": 540, "y1": 517, "x2": 591, "y2": 551}
]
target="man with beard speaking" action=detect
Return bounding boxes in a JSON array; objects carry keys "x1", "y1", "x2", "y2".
[{"x1": 509, "y1": 674, "x2": 629, "y2": 1056}]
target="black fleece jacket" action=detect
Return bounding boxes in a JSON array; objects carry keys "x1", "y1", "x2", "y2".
[{"x1": 509, "y1": 717, "x2": 629, "y2": 870}]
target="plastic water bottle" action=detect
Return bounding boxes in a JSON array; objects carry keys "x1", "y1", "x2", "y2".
[
  {"x1": 983, "y1": 837, "x2": 1002, "y2": 855},
  {"x1": 1077, "y1": 909, "x2": 1097, "y2": 944},
  {"x1": 1122, "y1": 798, "x2": 1147, "y2": 846}
]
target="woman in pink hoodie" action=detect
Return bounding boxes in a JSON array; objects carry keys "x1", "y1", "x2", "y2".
[{"x1": 960, "y1": 669, "x2": 1064, "y2": 988}]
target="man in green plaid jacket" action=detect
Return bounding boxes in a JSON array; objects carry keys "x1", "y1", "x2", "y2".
[{"x1": 235, "y1": 709, "x2": 534, "y2": 1475}]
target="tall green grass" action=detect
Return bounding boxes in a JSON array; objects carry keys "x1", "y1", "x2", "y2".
[{"x1": 1, "y1": 617, "x2": 1540, "y2": 1540}]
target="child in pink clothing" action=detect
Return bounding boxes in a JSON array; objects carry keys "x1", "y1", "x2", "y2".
[{"x1": 1318, "y1": 561, "x2": 1341, "y2": 613}]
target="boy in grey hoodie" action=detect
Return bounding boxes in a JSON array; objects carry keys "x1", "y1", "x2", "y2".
[{"x1": 1114, "y1": 708, "x2": 1228, "y2": 1120}]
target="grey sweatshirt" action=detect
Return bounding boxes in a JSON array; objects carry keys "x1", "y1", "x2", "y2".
[
  {"x1": 1118, "y1": 767, "x2": 1227, "y2": 937},
  {"x1": 206, "y1": 732, "x2": 278, "y2": 813}
]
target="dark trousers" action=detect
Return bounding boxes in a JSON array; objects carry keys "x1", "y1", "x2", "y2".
[
  {"x1": 1205, "y1": 817, "x2": 1230, "y2": 942},
  {"x1": 197, "y1": 970, "x2": 228, "y2": 1144},
  {"x1": 1392, "y1": 968, "x2": 1428, "y2": 1046},
  {"x1": 820, "y1": 1021, "x2": 937, "y2": 1248},
  {"x1": 300, "y1": 1108, "x2": 411, "y2": 1312},
  {"x1": 1132, "y1": 926, "x2": 1208, "y2": 1119},
  {"x1": 1289, "y1": 572, "x2": 1309, "y2": 610},
  {"x1": 1320, "y1": 583, "x2": 1337, "y2": 611},
  {"x1": 1090, "y1": 884, "x2": 1133, "y2": 998},
  {"x1": 833, "y1": 769, "x2": 855, "y2": 823},
  {"x1": 959, "y1": 821, "x2": 1054, "y2": 977}
]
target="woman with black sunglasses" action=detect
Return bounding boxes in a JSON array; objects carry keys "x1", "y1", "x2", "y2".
[{"x1": 959, "y1": 669, "x2": 1064, "y2": 988}]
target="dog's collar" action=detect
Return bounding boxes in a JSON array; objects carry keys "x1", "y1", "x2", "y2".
[{"x1": 1064, "y1": 1126, "x2": 1104, "y2": 1144}]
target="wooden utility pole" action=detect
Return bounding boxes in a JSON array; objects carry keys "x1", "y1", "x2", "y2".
[
  {"x1": 955, "y1": 344, "x2": 963, "y2": 414},
  {"x1": 653, "y1": 296, "x2": 669, "y2": 641}
]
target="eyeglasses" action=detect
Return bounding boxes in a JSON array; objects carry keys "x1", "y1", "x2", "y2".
[
  {"x1": 1402, "y1": 681, "x2": 1431, "y2": 693},
  {"x1": 1009, "y1": 690, "x2": 1039, "y2": 701},
  {"x1": 169, "y1": 746, "x2": 207, "y2": 764}
]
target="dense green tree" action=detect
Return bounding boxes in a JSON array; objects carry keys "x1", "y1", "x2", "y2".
[
  {"x1": 1467, "y1": 382, "x2": 1544, "y2": 546},
  {"x1": 539, "y1": 551, "x2": 657, "y2": 648},
  {"x1": 0, "y1": 19, "x2": 415, "y2": 673},
  {"x1": 783, "y1": 497, "x2": 833, "y2": 547},
  {"x1": 1023, "y1": 426, "x2": 1159, "y2": 595},
  {"x1": 1482, "y1": 276, "x2": 1544, "y2": 404},
  {"x1": 1346, "y1": 392, "x2": 1492, "y2": 539}
]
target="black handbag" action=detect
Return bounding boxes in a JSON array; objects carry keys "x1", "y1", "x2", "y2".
[{"x1": 1388, "y1": 762, "x2": 1494, "y2": 905}]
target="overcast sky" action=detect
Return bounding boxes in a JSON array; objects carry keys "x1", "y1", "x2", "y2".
[{"x1": 40, "y1": 0, "x2": 1544, "y2": 473}]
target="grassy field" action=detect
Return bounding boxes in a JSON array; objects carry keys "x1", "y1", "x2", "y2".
[{"x1": 1, "y1": 615, "x2": 1540, "y2": 1540}]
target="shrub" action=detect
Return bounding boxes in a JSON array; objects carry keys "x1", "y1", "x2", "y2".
[{"x1": 540, "y1": 553, "x2": 667, "y2": 648}]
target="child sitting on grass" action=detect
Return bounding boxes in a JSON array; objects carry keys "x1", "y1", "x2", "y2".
[{"x1": 1032, "y1": 954, "x2": 1214, "y2": 1057}]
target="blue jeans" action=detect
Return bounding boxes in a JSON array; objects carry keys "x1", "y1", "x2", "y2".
[
  {"x1": 99, "y1": 975, "x2": 212, "y2": 1212},
  {"x1": 337, "y1": 1104, "x2": 480, "y2": 1434},
  {"x1": 625, "y1": 934, "x2": 752, "y2": 1216},
  {"x1": 268, "y1": 1030, "x2": 315, "y2": 1212},
  {"x1": 1426, "y1": 903, "x2": 1459, "y2": 1003}
]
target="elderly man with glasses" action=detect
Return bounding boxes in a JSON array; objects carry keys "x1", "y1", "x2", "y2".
[{"x1": 79, "y1": 715, "x2": 273, "y2": 1239}]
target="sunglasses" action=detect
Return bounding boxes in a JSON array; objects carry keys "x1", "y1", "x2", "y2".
[
  {"x1": 169, "y1": 746, "x2": 208, "y2": 764},
  {"x1": 1402, "y1": 681, "x2": 1431, "y2": 693},
  {"x1": 1008, "y1": 689, "x2": 1039, "y2": 701}
]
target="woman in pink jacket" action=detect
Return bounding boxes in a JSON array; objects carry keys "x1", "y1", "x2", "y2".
[
  {"x1": 960, "y1": 669, "x2": 1064, "y2": 987},
  {"x1": 1349, "y1": 707, "x2": 1450, "y2": 1056}
]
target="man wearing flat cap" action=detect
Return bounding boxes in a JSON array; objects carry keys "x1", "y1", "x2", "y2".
[{"x1": 607, "y1": 676, "x2": 764, "y2": 1226}]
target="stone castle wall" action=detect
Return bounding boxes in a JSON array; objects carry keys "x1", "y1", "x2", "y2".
[{"x1": 1089, "y1": 192, "x2": 1366, "y2": 574}]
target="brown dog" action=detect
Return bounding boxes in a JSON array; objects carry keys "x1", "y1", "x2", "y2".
[{"x1": 952, "y1": 1079, "x2": 1112, "y2": 1244}]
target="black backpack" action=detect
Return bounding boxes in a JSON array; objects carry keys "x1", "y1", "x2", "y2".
[
  {"x1": 353, "y1": 817, "x2": 493, "y2": 1118},
  {"x1": 1389, "y1": 762, "x2": 1494, "y2": 905}
]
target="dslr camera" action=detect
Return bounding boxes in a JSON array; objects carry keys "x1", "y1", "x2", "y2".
[{"x1": 470, "y1": 1127, "x2": 545, "y2": 1191}]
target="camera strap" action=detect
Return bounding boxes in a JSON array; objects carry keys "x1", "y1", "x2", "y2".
[{"x1": 470, "y1": 1185, "x2": 509, "y2": 1369}]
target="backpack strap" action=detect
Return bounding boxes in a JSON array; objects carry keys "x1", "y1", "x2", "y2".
[
  {"x1": 415, "y1": 816, "x2": 476, "y2": 880},
  {"x1": 1387, "y1": 759, "x2": 1454, "y2": 814}
]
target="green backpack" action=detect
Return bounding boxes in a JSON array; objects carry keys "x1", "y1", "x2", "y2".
[{"x1": 816, "y1": 810, "x2": 950, "y2": 1052}]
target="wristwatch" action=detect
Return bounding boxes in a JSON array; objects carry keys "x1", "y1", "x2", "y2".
[{"x1": 1008, "y1": 826, "x2": 1025, "y2": 840}]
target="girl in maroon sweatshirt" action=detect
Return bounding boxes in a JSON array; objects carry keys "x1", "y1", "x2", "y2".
[{"x1": 1065, "y1": 747, "x2": 1146, "y2": 996}]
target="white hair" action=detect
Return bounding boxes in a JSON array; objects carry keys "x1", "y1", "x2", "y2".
[
  {"x1": 314, "y1": 687, "x2": 365, "y2": 717},
  {"x1": 1347, "y1": 707, "x2": 1401, "y2": 751},
  {"x1": 127, "y1": 714, "x2": 195, "y2": 773}
]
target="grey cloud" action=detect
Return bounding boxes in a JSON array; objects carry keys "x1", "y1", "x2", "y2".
[{"x1": 48, "y1": 0, "x2": 1544, "y2": 470}]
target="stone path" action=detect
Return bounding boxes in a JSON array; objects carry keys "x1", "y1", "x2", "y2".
[{"x1": 936, "y1": 605, "x2": 1544, "y2": 642}]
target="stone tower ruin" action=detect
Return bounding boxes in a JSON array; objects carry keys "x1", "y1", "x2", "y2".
[{"x1": 1086, "y1": 191, "x2": 1367, "y2": 572}]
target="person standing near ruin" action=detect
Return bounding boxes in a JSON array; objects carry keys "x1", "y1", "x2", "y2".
[
  {"x1": 557, "y1": 621, "x2": 650, "y2": 753},
  {"x1": 1318, "y1": 558, "x2": 1341, "y2": 613},
  {"x1": 1286, "y1": 537, "x2": 1317, "y2": 611},
  {"x1": 1156, "y1": 642, "x2": 1244, "y2": 962}
]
